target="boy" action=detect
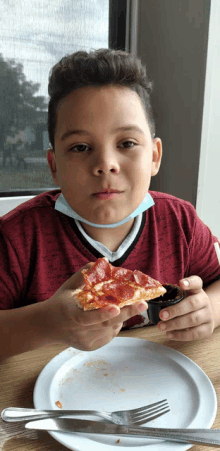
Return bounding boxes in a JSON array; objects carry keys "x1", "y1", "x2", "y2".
[{"x1": 0, "y1": 48, "x2": 220, "y2": 361}]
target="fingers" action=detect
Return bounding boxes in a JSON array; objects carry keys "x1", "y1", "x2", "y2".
[
  {"x1": 117, "y1": 301, "x2": 148, "y2": 323},
  {"x1": 159, "y1": 307, "x2": 210, "y2": 332},
  {"x1": 85, "y1": 324, "x2": 123, "y2": 351},
  {"x1": 73, "y1": 301, "x2": 148, "y2": 350},
  {"x1": 159, "y1": 290, "x2": 207, "y2": 322},
  {"x1": 157, "y1": 285, "x2": 215, "y2": 341},
  {"x1": 179, "y1": 275, "x2": 203, "y2": 293},
  {"x1": 60, "y1": 262, "x2": 95, "y2": 291},
  {"x1": 165, "y1": 322, "x2": 214, "y2": 341},
  {"x1": 74, "y1": 301, "x2": 148, "y2": 326},
  {"x1": 75, "y1": 305, "x2": 120, "y2": 326}
]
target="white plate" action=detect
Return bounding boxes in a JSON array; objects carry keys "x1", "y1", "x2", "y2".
[{"x1": 33, "y1": 337, "x2": 217, "y2": 451}]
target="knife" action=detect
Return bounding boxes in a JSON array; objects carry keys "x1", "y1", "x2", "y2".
[{"x1": 25, "y1": 418, "x2": 220, "y2": 447}]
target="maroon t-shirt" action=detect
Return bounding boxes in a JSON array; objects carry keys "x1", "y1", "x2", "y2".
[{"x1": 0, "y1": 189, "x2": 219, "y2": 325}]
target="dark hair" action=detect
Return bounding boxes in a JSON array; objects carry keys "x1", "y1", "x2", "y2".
[{"x1": 48, "y1": 48, "x2": 156, "y2": 148}]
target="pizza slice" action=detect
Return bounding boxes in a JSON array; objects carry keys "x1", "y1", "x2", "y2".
[{"x1": 74, "y1": 257, "x2": 166, "y2": 311}]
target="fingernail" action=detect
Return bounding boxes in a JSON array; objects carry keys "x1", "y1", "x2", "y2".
[
  {"x1": 159, "y1": 323, "x2": 166, "y2": 331},
  {"x1": 162, "y1": 310, "x2": 169, "y2": 319},
  {"x1": 104, "y1": 306, "x2": 119, "y2": 316},
  {"x1": 182, "y1": 280, "x2": 189, "y2": 287},
  {"x1": 167, "y1": 332, "x2": 174, "y2": 339},
  {"x1": 137, "y1": 302, "x2": 147, "y2": 312}
]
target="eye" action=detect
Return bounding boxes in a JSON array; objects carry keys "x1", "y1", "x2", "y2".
[
  {"x1": 119, "y1": 141, "x2": 137, "y2": 148},
  {"x1": 68, "y1": 144, "x2": 90, "y2": 153},
  {"x1": 68, "y1": 140, "x2": 137, "y2": 153}
]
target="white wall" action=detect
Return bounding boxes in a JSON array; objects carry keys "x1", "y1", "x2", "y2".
[{"x1": 196, "y1": 0, "x2": 220, "y2": 238}]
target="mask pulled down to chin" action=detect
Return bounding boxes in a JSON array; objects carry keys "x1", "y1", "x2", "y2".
[{"x1": 55, "y1": 192, "x2": 155, "y2": 228}]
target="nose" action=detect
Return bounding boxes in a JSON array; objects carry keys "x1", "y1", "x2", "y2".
[{"x1": 91, "y1": 150, "x2": 120, "y2": 175}]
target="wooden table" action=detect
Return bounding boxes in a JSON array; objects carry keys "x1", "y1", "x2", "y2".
[{"x1": 1, "y1": 325, "x2": 220, "y2": 451}]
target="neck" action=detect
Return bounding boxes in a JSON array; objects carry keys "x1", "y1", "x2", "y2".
[{"x1": 80, "y1": 218, "x2": 135, "y2": 252}]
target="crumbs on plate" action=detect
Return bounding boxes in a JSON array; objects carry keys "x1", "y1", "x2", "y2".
[
  {"x1": 55, "y1": 400, "x2": 62, "y2": 409},
  {"x1": 116, "y1": 439, "x2": 120, "y2": 444}
]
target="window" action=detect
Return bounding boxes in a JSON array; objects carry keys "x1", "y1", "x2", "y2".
[{"x1": 0, "y1": 0, "x2": 109, "y2": 195}]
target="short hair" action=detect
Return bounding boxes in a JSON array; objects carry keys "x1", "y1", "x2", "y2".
[{"x1": 48, "y1": 48, "x2": 156, "y2": 148}]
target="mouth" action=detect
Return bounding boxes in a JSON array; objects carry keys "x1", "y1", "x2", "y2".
[
  {"x1": 92, "y1": 190, "x2": 123, "y2": 200},
  {"x1": 93, "y1": 189, "x2": 123, "y2": 195}
]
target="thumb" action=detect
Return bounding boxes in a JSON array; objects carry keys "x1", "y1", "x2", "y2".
[
  {"x1": 179, "y1": 276, "x2": 203, "y2": 294},
  {"x1": 61, "y1": 262, "x2": 95, "y2": 292}
]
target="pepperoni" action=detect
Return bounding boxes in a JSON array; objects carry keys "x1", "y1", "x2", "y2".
[
  {"x1": 111, "y1": 267, "x2": 133, "y2": 282},
  {"x1": 133, "y1": 270, "x2": 159, "y2": 288},
  {"x1": 83, "y1": 258, "x2": 112, "y2": 287},
  {"x1": 102, "y1": 281, "x2": 135, "y2": 301},
  {"x1": 96, "y1": 258, "x2": 112, "y2": 280}
]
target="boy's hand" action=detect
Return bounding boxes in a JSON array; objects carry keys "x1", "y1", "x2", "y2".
[
  {"x1": 44, "y1": 263, "x2": 147, "y2": 351},
  {"x1": 158, "y1": 276, "x2": 215, "y2": 341}
]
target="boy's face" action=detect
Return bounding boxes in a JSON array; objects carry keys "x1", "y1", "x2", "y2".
[{"x1": 48, "y1": 85, "x2": 162, "y2": 225}]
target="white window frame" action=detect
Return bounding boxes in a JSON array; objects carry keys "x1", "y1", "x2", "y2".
[
  {"x1": 0, "y1": 196, "x2": 35, "y2": 216},
  {"x1": 196, "y1": 0, "x2": 220, "y2": 238}
]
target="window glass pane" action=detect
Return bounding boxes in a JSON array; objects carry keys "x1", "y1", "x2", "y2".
[{"x1": 0, "y1": 0, "x2": 109, "y2": 193}]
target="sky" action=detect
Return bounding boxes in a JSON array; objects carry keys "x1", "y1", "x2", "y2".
[{"x1": 0, "y1": 0, "x2": 109, "y2": 99}]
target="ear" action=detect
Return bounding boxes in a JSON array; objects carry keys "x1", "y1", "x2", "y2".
[
  {"x1": 47, "y1": 148, "x2": 60, "y2": 186},
  {"x1": 151, "y1": 138, "x2": 162, "y2": 176}
]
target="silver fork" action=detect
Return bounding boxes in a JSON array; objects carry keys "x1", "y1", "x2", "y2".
[{"x1": 1, "y1": 399, "x2": 170, "y2": 426}]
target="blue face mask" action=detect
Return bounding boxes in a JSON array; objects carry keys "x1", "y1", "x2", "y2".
[{"x1": 55, "y1": 192, "x2": 155, "y2": 228}]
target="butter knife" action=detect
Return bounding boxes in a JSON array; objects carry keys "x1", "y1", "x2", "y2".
[{"x1": 25, "y1": 418, "x2": 220, "y2": 447}]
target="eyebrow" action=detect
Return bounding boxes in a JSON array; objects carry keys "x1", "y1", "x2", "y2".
[{"x1": 60, "y1": 125, "x2": 145, "y2": 141}]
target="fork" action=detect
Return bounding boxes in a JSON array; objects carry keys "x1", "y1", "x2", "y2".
[{"x1": 1, "y1": 399, "x2": 170, "y2": 426}]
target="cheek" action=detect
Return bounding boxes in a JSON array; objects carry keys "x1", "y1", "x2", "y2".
[
  {"x1": 132, "y1": 156, "x2": 151, "y2": 182},
  {"x1": 75, "y1": 166, "x2": 89, "y2": 187},
  {"x1": 56, "y1": 159, "x2": 88, "y2": 187}
]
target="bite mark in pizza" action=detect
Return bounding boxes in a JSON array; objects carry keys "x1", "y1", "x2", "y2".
[{"x1": 74, "y1": 257, "x2": 166, "y2": 310}]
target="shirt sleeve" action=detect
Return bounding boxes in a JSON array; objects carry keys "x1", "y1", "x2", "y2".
[
  {"x1": 185, "y1": 210, "x2": 220, "y2": 286},
  {"x1": 0, "y1": 226, "x2": 23, "y2": 309}
]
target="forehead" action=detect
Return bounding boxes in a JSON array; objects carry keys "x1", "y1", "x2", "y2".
[
  {"x1": 57, "y1": 85, "x2": 145, "y2": 117},
  {"x1": 55, "y1": 85, "x2": 149, "y2": 137}
]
